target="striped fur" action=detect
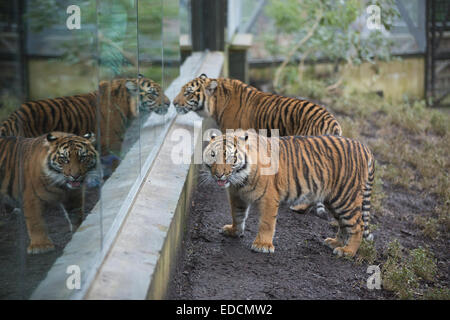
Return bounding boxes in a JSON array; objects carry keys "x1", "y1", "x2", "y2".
[
  {"x1": 173, "y1": 74, "x2": 342, "y2": 136},
  {"x1": 203, "y1": 131, "x2": 375, "y2": 257},
  {"x1": 0, "y1": 75, "x2": 170, "y2": 157},
  {"x1": 0, "y1": 132, "x2": 99, "y2": 254}
]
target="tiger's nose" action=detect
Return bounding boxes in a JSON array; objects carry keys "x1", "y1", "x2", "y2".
[
  {"x1": 70, "y1": 174, "x2": 82, "y2": 182},
  {"x1": 215, "y1": 173, "x2": 225, "y2": 180}
]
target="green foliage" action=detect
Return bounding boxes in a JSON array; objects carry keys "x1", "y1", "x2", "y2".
[
  {"x1": 429, "y1": 112, "x2": 449, "y2": 137},
  {"x1": 409, "y1": 247, "x2": 437, "y2": 282},
  {"x1": 381, "y1": 240, "x2": 443, "y2": 299},
  {"x1": 265, "y1": 0, "x2": 399, "y2": 62},
  {"x1": 381, "y1": 239, "x2": 419, "y2": 299},
  {"x1": 414, "y1": 216, "x2": 439, "y2": 240},
  {"x1": 264, "y1": 0, "x2": 399, "y2": 90},
  {"x1": 356, "y1": 238, "x2": 377, "y2": 264},
  {"x1": 383, "y1": 260, "x2": 419, "y2": 299},
  {"x1": 423, "y1": 287, "x2": 450, "y2": 300}
]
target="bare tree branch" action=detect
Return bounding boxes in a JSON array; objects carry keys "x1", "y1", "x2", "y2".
[{"x1": 273, "y1": 8, "x2": 323, "y2": 91}]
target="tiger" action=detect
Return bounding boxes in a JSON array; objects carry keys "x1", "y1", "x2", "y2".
[
  {"x1": 0, "y1": 132, "x2": 100, "y2": 254},
  {"x1": 174, "y1": 74, "x2": 343, "y2": 215},
  {"x1": 173, "y1": 74, "x2": 342, "y2": 137},
  {"x1": 203, "y1": 130, "x2": 375, "y2": 257},
  {"x1": 0, "y1": 74, "x2": 170, "y2": 158}
]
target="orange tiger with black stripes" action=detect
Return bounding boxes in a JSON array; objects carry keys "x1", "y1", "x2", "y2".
[
  {"x1": 0, "y1": 74, "x2": 170, "y2": 158},
  {"x1": 0, "y1": 132, "x2": 99, "y2": 254},
  {"x1": 174, "y1": 74, "x2": 342, "y2": 216},
  {"x1": 203, "y1": 130, "x2": 374, "y2": 257},
  {"x1": 173, "y1": 74, "x2": 342, "y2": 137}
]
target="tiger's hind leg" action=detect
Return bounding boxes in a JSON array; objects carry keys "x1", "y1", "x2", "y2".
[
  {"x1": 329, "y1": 205, "x2": 364, "y2": 258},
  {"x1": 324, "y1": 223, "x2": 346, "y2": 249}
]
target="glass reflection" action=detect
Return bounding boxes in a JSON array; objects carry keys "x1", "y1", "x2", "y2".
[{"x1": 0, "y1": 0, "x2": 177, "y2": 300}]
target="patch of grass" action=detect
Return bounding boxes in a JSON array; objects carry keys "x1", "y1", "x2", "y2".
[
  {"x1": 384, "y1": 239, "x2": 403, "y2": 261},
  {"x1": 414, "y1": 216, "x2": 439, "y2": 240},
  {"x1": 435, "y1": 204, "x2": 450, "y2": 233},
  {"x1": 380, "y1": 240, "x2": 442, "y2": 299},
  {"x1": 383, "y1": 261, "x2": 419, "y2": 299},
  {"x1": 382, "y1": 163, "x2": 415, "y2": 189},
  {"x1": 356, "y1": 238, "x2": 377, "y2": 265},
  {"x1": 428, "y1": 111, "x2": 449, "y2": 137},
  {"x1": 409, "y1": 247, "x2": 437, "y2": 282},
  {"x1": 388, "y1": 100, "x2": 428, "y2": 135},
  {"x1": 423, "y1": 287, "x2": 450, "y2": 300},
  {"x1": 381, "y1": 240, "x2": 419, "y2": 299}
]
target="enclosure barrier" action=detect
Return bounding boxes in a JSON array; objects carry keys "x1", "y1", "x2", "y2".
[{"x1": 30, "y1": 52, "x2": 224, "y2": 300}]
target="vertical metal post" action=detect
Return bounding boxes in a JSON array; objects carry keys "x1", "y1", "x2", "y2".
[
  {"x1": 190, "y1": 0, "x2": 225, "y2": 52},
  {"x1": 425, "y1": 0, "x2": 429, "y2": 105},
  {"x1": 17, "y1": 0, "x2": 28, "y2": 101},
  {"x1": 430, "y1": 0, "x2": 436, "y2": 103}
]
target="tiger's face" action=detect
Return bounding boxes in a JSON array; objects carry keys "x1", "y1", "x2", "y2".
[
  {"x1": 46, "y1": 132, "x2": 100, "y2": 190},
  {"x1": 173, "y1": 74, "x2": 211, "y2": 115},
  {"x1": 203, "y1": 133, "x2": 250, "y2": 188},
  {"x1": 125, "y1": 75, "x2": 170, "y2": 115}
]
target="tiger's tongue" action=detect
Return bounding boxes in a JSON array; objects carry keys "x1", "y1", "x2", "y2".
[
  {"x1": 70, "y1": 181, "x2": 81, "y2": 188},
  {"x1": 217, "y1": 180, "x2": 227, "y2": 187}
]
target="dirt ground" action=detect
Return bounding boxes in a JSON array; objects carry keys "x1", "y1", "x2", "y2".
[
  {"x1": 168, "y1": 87, "x2": 449, "y2": 300},
  {"x1": 167, "y1": 173, "x2": 448, "y2": 300}
]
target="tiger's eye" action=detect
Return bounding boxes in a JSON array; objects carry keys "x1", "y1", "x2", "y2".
[{"x1": 58, "y1": 156, "x2": 68, "y2": 164}]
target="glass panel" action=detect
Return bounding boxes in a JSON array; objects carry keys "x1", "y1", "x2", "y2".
[
  {"x1": 0, "y1": 0, "x2": 179, "y2": 300},
  {"x1": 0, "y1": 0, "x2": 100, "y2": 299},
  {"x1": 137, "y1": 0, "x2": 170, "y2": 170},
  {"x1": 95, "y1": 0, "x2": 140, "y2": 243},
  {"x1": 179, "y1": 0, "x2": 191, "y2": 61},
  {"x1": 163, "y1": 0, "x2": 181, "y2": 88}
]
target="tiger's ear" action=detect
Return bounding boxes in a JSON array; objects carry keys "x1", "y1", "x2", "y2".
[
  {"x1": 46, "y1": 133, "x2": 58, "y2": 142},
  {"x1": 205, "y1": 80, "x2": 218, "y2": 97},
  {"x1": 199, "y1": 73, "x2": 208, "y2": 80},
  {"x1": 138, "y1": 73, "x2": 144, "y2": 79},
  {"x1": 125, "y1": 80, "x2": 139, "y2": 95},
  {"x1": 83, "y1": 132, "x2": 96, "y2": 144}
]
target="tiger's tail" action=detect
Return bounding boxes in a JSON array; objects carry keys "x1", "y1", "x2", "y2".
[{"x1": 362, "y1": 155, "x2": 375, "y2": 241}]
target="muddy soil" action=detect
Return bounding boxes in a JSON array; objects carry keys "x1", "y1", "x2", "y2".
[
  {"x1": 167, "y1": 176, "x2": 448, "y2": 300},
  {"x1": 167, "y1": 89, "x2": 449, "y2": 300}
]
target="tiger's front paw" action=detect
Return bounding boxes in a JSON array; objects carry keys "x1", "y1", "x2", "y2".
[
  {"x1": 332, "y1": 246, "x2": 356, "y2": 258},
  {"x1": 251, "y1": 241, "x2": 274, "y2": 253},
  {"x1": 220, "y1": 224, "x2": 242, "y2": 237},
  {"x1": 27, "y1": 240, "x2": 55, "y2": 254},
  {"x1": 324, "y1": 237, "x2": 343, "y2": 249}
]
